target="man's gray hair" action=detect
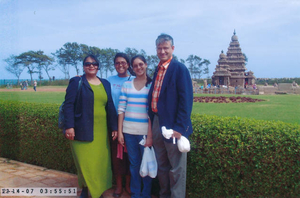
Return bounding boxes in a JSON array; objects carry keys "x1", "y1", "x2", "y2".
[{"x1": 156, "y1": 33, "x2": 174, "y2": 46}]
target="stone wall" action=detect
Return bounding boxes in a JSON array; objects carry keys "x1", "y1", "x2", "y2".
[
  {"x1": 193, "y1": 82, "x2": 300, "y2": 95},
  {"x1": 258, "y1": 86, "x2": 277, "y2": 95},
  {"x1": 294, "y1": 88, "x2": 300, "y2": 94},
  {"x1": 230, "y1": 78, "x2": 244, "y2": 87},
  {"x1": 257, "y1": 83, "x2": 300, "y2": 95},
  {"x1": 278, "y1": 83, "x2": 293, "y2": 91}
]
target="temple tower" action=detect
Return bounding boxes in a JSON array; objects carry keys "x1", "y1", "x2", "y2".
[{"x1": 212, "y1": 30, "x2": 255, "y2": 87}]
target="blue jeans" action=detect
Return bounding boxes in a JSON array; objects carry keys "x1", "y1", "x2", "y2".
[{"x1": 124, "y1": 133, "x2": 152, "y2": 198}]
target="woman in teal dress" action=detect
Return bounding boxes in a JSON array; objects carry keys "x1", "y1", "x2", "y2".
[{"x1": 63, "y1": 55, "x2": 118, "y2": 198}]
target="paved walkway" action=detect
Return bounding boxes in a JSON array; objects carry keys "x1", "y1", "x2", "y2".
[{"x1": 0, "y1": 157, "x2": 131, "y2": 198}]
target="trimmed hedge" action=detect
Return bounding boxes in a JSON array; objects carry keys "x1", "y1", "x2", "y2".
[
  {"x1": 188, "y1": 114, "x2": 300, "y2": 197},
  {"x1": 0, "y1": 100, "x2": 299, "y2": 197},
  {"x1": 0, "y1": 100, "x2": 76, "y2": 173}
]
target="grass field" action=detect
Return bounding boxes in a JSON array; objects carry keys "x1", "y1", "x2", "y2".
[
  {"x1": 0, "y1": 88, "x2": 299, "y2": 124},
  {"x1": 0, "y1": 92, "x2": 65, "y2": 104},
  {"x1": 0, "y1": 86, "x2": 66, "y2": 104},
  {"x1": 193, "y1": 94, "x2": 300, "y2": 124}
]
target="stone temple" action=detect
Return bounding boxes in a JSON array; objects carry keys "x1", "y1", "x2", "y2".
[{"x1": 212, "y1": 30, "x2": 255, "y2": 87}]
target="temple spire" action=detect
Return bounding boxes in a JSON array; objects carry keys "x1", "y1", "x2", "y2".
[{"x1": 212, "y1": 30, "x2": 255, "y2": 87}]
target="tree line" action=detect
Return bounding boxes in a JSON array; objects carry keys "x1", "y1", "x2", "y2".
[{"x1": 4, "y1": 42, "x2": 210, "y2": 85}]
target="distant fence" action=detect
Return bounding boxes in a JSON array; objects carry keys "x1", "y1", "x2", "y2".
[
  {"x1": 194, "y1": 87, "x2": 259, "y2": 95},
  {"x1": 0, "y1": 79, "x2": 63, "y2": 87},
  {"x1": 0, "y1": 79, "x2": 28, "y2": 86}
]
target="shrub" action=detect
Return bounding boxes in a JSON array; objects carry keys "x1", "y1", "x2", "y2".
[
  {"x1": 0, "y1": 101, "x2": 299, "y2": 196},
  {"x1": 0, "y1": 100, "x2": 76, "y2": 173},
  {"x1": 187, "y1": 114, "x2": 300, "y2": 197}
]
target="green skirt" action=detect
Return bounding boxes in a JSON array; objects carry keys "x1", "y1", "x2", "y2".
[{"x1": 70, "y1": 83, "x2": 112, "y2": 198}]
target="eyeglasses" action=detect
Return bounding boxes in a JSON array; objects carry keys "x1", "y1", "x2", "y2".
[
  {"x1": 83, "y1": 62, "x2": 99, "y2": 67},
  {"x1": 115, "y1": 61, "x2": 127, "y2": 66}
]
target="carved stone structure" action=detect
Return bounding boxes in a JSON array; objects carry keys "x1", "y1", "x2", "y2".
[{"x1": 212, "y1": 30, "x2": 255, "y2": 87}]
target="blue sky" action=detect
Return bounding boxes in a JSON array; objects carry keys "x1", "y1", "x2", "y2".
[{"x1": 0, "y1": 0, "x2": 299, "y2": 80}]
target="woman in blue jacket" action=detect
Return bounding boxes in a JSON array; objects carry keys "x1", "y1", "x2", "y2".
[{"x1": 63, "y1": 55, "x2": 118, "y2": 198}]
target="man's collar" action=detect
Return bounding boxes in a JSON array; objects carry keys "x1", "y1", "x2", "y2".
[{"x1": 158, "y1": 57, "x2": 173, "y2": 68}]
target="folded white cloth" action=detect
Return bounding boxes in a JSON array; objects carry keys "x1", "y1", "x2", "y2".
[
  {"x1": 161, "y1": 126, "x2": 176, "y2": 144},
  {"x1": 177, "y1": 136, "x2": 191, "y2": 152},
  {"x1": 161, "y1": 126, "x2": 190, "y2": 152},
  {"x1": 161, "y1": 126, "x2": 173, "y2": 139}
]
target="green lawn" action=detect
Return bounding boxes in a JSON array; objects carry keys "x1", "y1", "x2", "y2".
[
  {"x1": 193, "y1": 94, "x2": 300, "y2": 124},
  {"x1": 0, "y1": 91, "x2": 65, "y2": 104},
  {"x1": 0, "y1": 90, "x2": 299, "y2": 125}
]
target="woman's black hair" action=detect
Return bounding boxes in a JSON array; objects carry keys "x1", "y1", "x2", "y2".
[
  {"x1": 114, "y1": 53, "x2": 135, "y2": 77},
  {"x1": 83, "y1": 54, "x2": 100, "y2": 65},
  {"x1": 131, "y1": 55, "x2": 152, "y2": 87}
]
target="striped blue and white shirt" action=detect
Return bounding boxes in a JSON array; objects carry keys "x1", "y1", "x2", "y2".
[{"x1": 118, "y1": 79, "x2": 151, "y2": 135}]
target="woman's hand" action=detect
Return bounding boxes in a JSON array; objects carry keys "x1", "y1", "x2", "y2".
[
  {"x1": 118, "y1": 132, "x2": 125, "y2": 147},
  {"x1": 144, "y1": 136, "x2": 153, "y2": 147},
  {"x1": 112, "y1": 131, "x2": 118, "y2": 141},
  {"x1": 65, "y1": 128, "x2": 75, "y2": 140}
]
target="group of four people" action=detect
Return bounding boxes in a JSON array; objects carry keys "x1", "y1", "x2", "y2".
[{"x1": 63, "y1": 33, "x2": 193, "y2": 198}]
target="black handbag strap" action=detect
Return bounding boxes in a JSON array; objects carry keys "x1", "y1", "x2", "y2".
[{"x1": 74, "y1": 77, "x2": 82, "y2": 114}]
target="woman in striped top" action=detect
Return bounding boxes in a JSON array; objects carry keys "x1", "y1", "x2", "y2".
[{"x1": 118, "y1": 55, "x2": 152, "y2": 198}]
